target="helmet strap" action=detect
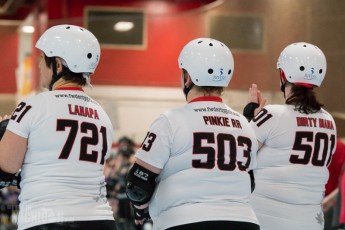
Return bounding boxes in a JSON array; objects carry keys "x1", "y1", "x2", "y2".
[
  {"x1": 182, "y1": 70, "x2": 194, "y2": 99},
  {"x1": 49, "y1": 58, "x2": 71, "y2": 91},
  {"x1": 280, "y1": 77, "x2": 287, "y2": 93},
  {"x1": 183, "y1": 82, "x2": 194, "y2": 99},
  {"x1": 279, "y1": 69, "x2": 287, "y2": 98},
  {"x1": 49, "y1": 58, "x2": 58, "y2": 91}
]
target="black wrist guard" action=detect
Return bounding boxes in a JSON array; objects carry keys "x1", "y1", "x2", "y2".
[
  {"x1": 0, "y1": 169, "x2": 16, "y2": 190},
  {"x1": 243, "y1": 102, "x2": 259, "y2": 121},
  {"x1": 0, "y1": 119, "x2": 9, "y2": 140},
  {"x1": 11, "y1": 171, "x2": 22, "y2": 189},
  {"x1": 132, "y1": 205, "x2": 151, "y2": 222}
]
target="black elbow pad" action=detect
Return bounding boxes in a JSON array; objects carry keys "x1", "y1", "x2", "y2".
[
  {"x1": 126, "y1": 163, "x2": 158, "y2": 206},
  {"x1": 0, "y1": 119, "x2": 9, "y2": 141}
]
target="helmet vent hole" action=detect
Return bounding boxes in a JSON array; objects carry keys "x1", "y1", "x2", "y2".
[
  {"x1": 209, "y1": 43, "x2": 213, "y2": 46},
  {"x1": 87, "y1": 53, "x2": 92, "y2": 59},
  {"x1": 228, "y1": 69, "x2": 232, "y2": 75},
  {"x1": 303, "y1": 44, "x2": 307, "y2": 47},
  {"x1": 208, "y1": 69, "x2": 213, "y2": 74},
  {"x1": 300, "y1": 66, "x2": 305, "y2": 71},
  {"x1": 197, "y1": 41, "x2": 202, "y2": 44},
  {"x1": 66, "y1": 26, "x2": 70, "y2": 29},
  {"x1": 319, "y1": 69, "x2": 323, "y2": 74}
]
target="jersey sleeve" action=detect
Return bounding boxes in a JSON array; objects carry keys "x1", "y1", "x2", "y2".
[
  {"x1": 326, "y1": 111, "x2": 338, "y2": 156},
  {"x1": 249, "y1": 105, "x2": 281, "y2": 144},
  {"x1": 135, "y1": 114, "x2": 172, "y2": 169},
  {"x1": 6, "y1": 96, "x2": 44, "y2": 139}
]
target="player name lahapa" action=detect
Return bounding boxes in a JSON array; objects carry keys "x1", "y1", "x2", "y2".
[{"x1": 68, "y1": 104, "x2": 99, "y2": 120}]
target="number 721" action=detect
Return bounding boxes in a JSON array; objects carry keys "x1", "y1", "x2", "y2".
[{"x1": 57, "y1": 119, "x2": 108, "y2": 165}]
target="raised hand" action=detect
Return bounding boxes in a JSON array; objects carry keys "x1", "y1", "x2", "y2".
[{"x1": 248, "y1": 84, "x2": 267, "y2": 116}]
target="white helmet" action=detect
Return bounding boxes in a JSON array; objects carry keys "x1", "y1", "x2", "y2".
[
  {"x1": 178, "y1": 38, "x2": 234, "y2": 87},
  {"x1": 277, "y1": 42, "x2": 326, "y2": 87},
  {"x1": 35, "y1": 24, "x2": 100, "y2": 74}
]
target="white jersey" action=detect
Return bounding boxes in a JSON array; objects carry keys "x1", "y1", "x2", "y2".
[
  {"x1": 136, "y1": 96, "x2": 259, "y2": 230},
  {"x1": 250, "y1": 104, "x2": 337, "y2": 230},
  {"x1": 7, "y1": 87, "x2": 114, "y2": 229}
]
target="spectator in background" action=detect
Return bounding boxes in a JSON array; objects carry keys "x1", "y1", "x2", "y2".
[
  {"x1": 115, "y1": 144, "x2": 137, "y2": 230},
  {"x1": 0, "y1": 186, "x2": 20, "y2": 230},
  {"x1": 105, "y1": 154, "x2": 120, "y2": 218},
  {"x1": 323, "y1": 139, "x2": 345, "y2": 230},
  {"x1": 0, "y1": 116, "x2": 20, "y2": 230},
  {"x1": 118, "y1": 136, "x2": 136, "y2": 152},
  {"x1": 105, "y1": 136, "x2": 149, "y2": 230}
]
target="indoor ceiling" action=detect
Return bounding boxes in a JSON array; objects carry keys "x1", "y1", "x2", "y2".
[
  {"x1": 0, "y1": 0, "x2": 220, "y2": 20},
  {"x1": 0, "y1": 0, "x2": 34, "y2": 20}
]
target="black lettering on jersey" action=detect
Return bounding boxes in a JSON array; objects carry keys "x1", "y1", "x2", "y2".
[
  {"x1": 252, "y1": 108, "x2": 272, "y2": 127},
  {"x1": 290, "y1": 131, "x2": 335, "y2": 167},
  {"x1": 217, "y1": 133, "x2": 237, "y2": 171},
  {"x1": 192, "y1": 132, "x2": 252, "y2": 171},
  {"x1": 203, "y1": 116, "x2": 230, "y2": 127},
  {"x1": 141, "y1": 132, "x2": 157, "y2": 152},
  {"x1": 68, "y1": 104, "x2": 99, "y2": 120},
  {"x1": 193, "y1": 132, "x2": 216, "y2": 169},
  {"x1": 237, "y1": 136, "x2": 252, "y2": 170},
  {"x1": 231, "y1": 119, "x2": 242, "y2": 128},
  {"x1": 57, "y1": 119, "x2": 107, "y2": 165},
  {"x1": 11, "y1": 102, "x2": 32, "y2": 123}
]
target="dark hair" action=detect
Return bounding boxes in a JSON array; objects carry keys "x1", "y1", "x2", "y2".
[
  {"x1": 285, "y1": 83, "x2": 324, "y2": 114},
  {"x1": 44, "y1": 55, "x2": 86, "y2": 86},
  {"x1": 195, "y1": 85, "x2": 224, "y2": 95},
  {"x1": 117, "y1": 146, "x2": 135, "y2": 158},
  {"x1": 118, "y1": 136, "x2": 135, "y2": 148},
  {"x1": 182, "y1": 69, "x2": 224, "y2": 95}
]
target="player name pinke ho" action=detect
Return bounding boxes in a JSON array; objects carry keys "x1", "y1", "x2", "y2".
[
  {"x1": 203, "y1": 116, "x2": 242, "y2": 128},
  {"x1": 296, "y1": 117, "x2": 335, "y2": 130},
  {"x1": 68, "y1": 104, "x2": 99, "y2": 120}
]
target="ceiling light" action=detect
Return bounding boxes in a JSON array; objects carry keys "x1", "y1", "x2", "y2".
[
  {"x1": 22, "y1": 25, "x2": 34, "y2": 33},
  {"x1": 114, "y1": 21, "x2": 134, "y2": 32}
]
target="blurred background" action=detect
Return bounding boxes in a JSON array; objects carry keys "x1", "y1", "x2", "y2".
[
  {"x1": 0, "y1": 0, "x2": 344, "y2": 143},
  {"x1": 0, "y1": 0, "x2": 345, "y2": 229}
]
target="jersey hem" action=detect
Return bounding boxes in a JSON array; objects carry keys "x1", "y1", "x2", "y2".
[{"x1": 17, "y1": 216, "x2": 115, "y2": 230}]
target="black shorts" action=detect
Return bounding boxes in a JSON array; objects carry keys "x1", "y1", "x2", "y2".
[
  {"x1": 26, "y1": 220, "x2": 117, "y2": 230},
  {"x1": 166, "y1": 220, "x2": 260, "y2": 230}
]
